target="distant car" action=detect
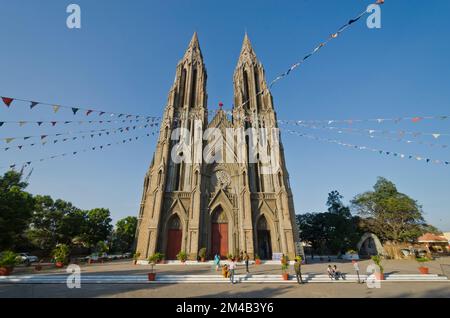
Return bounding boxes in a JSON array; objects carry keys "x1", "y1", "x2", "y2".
[{"x1": 17, "y1": 253, "x2": 39, "y2": 265}]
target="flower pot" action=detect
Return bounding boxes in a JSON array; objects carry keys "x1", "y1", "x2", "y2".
[
  {"x1": 374, "y1": 272, "x2": 385, "y2": 280},
  {"x1": 418, "y1": 266, "x2": 429, "y2": 274},
  {"x1": 55, "y1": 262, "x2": 64, "y2": 268},
  {"x1": 148, "y1": 273, "x2": 156, "y2": 281},
  {"x1": 0, "y1": 266, "x2": 13, "y2": 276},
  {"x1": 282, "y1": 273, "x2": 289, "y2": 281},
  {"x1": 255, "y1": 259, "x2": 261, "y2": 265},
  {"x1": 200, "y1": 257, "x2": 206, "y2": 262}
]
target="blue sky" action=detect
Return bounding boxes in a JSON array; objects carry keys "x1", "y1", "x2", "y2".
[{"x1": 0, "y1": 1, "x2": 449, "y2": 231}]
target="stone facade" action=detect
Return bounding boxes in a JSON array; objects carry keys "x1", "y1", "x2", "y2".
[{"x1": 135, "y1": 33, "x2": 299, "y2": 260}]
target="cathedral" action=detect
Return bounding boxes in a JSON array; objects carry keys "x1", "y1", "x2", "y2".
[{"x1": 135, "y1": 33, "x2": 300, "y2": 260}]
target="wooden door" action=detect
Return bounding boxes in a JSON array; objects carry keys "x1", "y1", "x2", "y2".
[
  {"x1": 212, "y1": 223, "x2": 228, "y2": 258},
  {"x1": 167, "y1": 229, "x2": 182, "y2": 260}
]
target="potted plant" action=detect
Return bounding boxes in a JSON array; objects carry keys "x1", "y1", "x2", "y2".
[
  {"x1": 147, "y1": 257, "x2": 157, "y2": 281},
  {"x1": 281, "y1": 263, "x2": 289, "y2": 280},
  {"x1": 52, "y1": 244, "x2": 70, "y2": 268},
  {"x1": 416, "y1": 257, "x2": 430, "y2": 274},
  {"x1": 371, "y1": 255, "x2": 384, "y2": 280},
  {"x1": 255, "y1": 254, "x2": 261, "y2": 265},
  {"x1": 227, "y1": 253, "x2": 233, "y2": 261},
  {"x1": 154, "y1": 252, "x2": 165, "y2": 264},
  {"x1": 198, "y1": 248, "x2": 207, "y2": 262},
  {"x1": 177, "y1": 251, "x2": 188, "y2": 263},
  {"x1": 0, "y1": 251, "x2": 18, "y2": 276},
  {"x1": 133, "y1": 252, "x2": 141, "y2": 265}
]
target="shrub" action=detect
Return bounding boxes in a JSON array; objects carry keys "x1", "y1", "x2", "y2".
[
  {"x1": 281, "y1": 263, "x2": 289, "y2": 274},
  {"x1": 371, "y1": 255, "x2": 384, "y2": 273},
  {"x1": 0, "y1": 251, "x2": 18, "y2": 267},
  {"x1": 133, "y1": 252, "x2": 141, "y2": 260},
  {"x1": 148, "y1": 252, "x2": 165, "y2": 263},
  {"x1": 416, "y1": 257, "x2": 430, "y2": 263},
  {"x1": 255, "y1": 254, "x2": 261, "y2": 260},
  {"x1": 177, "y1": 251, "x2": 188, "y2": 262},
  {"x1": 198, "y1": 248, "x2": 207, "y2": 259},
  {"x1": 53, "y1": 244, "x2": 70, "y2": 264},
  {"x1": 227, "y1": 253, "x2": 233, "y2": 260}
]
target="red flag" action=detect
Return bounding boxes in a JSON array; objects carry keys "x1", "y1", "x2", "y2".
[
  {"x1": 2, "y1": 97, "x2": 13, "y2": 107},
  {"x1": 412, "y1": 117, "x2": 422, "y2": 123}
]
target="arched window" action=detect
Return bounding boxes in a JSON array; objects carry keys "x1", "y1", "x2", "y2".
[
  {"x1": 257, "y1": 216, "x2": 269, "y2": 231},
  {"x1": 179, "y1": 68, "x2": 187, "y2": 108},
  {"x1": 243, "y1": 69, "x2": 250, "y2": 109},
  {"x1": 254, "y1": 69, "x2": 261, "y2": 113},
  {"x1": 212, "y1": 208, "x2": 228, "y2": 224},
  {"x1": 190, "y1": 69, "x2": 197, "y2": 108},
  {"x1": 168, "y1": 215, "x2": 182, "y2": 230}
]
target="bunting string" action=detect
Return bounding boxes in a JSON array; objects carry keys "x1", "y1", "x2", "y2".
[
  {"x1": 269, "y1": 0, "x2": 385, "y2": 88},
  {"x1": 2, "y1": 132, "x2": 156, "y2": 170},
  {"x1": 278, "y1": 122, "x2": 450, "y2": 145},
  {"x1": 0, "y1": 118, "x2": 160, "y2": 128},
  {"x1": 284, "y1": 129, "x2": 449, "y2": 167},
  {"x1": 294, "y1": 123, "x2": 449, "y2": 149},
  {"x1": 277, "y1": 114, "x2": 449, "y2": 126},
  {"x1": 1, "y1": 125, "x2": 160, "y2": 152},
  {"x1": 1, "y1": 123, "x2": 160, "y2": 144},
  {"x1": 1, "y1": 95, "x2": 160, "y2": 120}
]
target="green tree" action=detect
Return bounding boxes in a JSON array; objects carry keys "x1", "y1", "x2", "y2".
[
  {"x1": 111, "y1": 216, "x2": 138, "y2": 253},
  {"x1": 297, "y1": 191, "x2": 361, "y2": 256},
  {"x1": 27, "y1": 196, "x2": 85, "y2": 252},
  {"x1": 84, "y1": 208, "x2": 113, "y2": 247},
  {"x1": 0, "y1": 171, "x2": 34, "y2": 250},
  {"x1": 351, "y1": 177, "x2": 425, "y2": 243}
]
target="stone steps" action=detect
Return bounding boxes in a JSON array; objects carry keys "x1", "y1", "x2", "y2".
[{"x1": 1, "y1": 274, "x2": 447, "y2": 284}]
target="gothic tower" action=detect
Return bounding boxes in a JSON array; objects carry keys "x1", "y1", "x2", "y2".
[
  {"x1": 135, "y1": 32, "x2": 208, "y2": 260},
  {"x1": 135, "y1": 33, "x2": 300, "y2": 261},
  {"x1": 232, "y1": 33, "x2": 299, "y2": 259}
]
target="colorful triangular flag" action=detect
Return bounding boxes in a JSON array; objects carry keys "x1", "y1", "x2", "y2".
[
  {"x1": 30, "y1": 102, "x2": 39, "y2": 109},
  {"x1": 1, "y1": 97, "x2": 13, "y2": 107},
  {"x1": 53, "y1": 105, "x2": 60, "y2": 113},
  {"x1": 72, "y1": 107, "x2": 79, "y2": 115}
]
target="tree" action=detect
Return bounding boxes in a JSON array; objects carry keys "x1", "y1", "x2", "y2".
[
  {"x1": 84, "y1": 208, "x2": 113, "y2": 247},
  {"x1": 297, "y1": 191, "x2": 361, "y2": 256},
  {"x1": 0, "y1": 171, "x2": 34, "y2": 250},
  {"x1": 27, "y1": 196, "x2": 85, "y2": 252},
  {"x1": 351, "y1": 177, "x2": 425, "y2": 243},
  {"x1": 111, "y1": 216, "x2": 138, "y2": 253}
]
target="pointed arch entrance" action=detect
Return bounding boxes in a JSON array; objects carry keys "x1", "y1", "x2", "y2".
[
  {"x1": 166, "y1": 215, "x2": 182, "y2": 260},
  {"x1": 211, "y1": 206, "x2": 229, "y2": 259},
  {"x1": 257, "y1": 216, "x2": 272, "y2": 260}
]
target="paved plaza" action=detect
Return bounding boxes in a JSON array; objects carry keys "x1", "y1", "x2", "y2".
[{"x1": 1, "y1": 257, "x2": 449, "y2": 298}]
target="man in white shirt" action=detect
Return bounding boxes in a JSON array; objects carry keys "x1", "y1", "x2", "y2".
[{"x1": 229, "y1": 258, "x2": 236, "y2": 284}]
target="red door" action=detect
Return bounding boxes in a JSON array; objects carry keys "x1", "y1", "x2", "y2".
[
  {"x1": 166, "y1": 229, "x2": 182, "y2": 260},
  {"x1": 212, "y1": 223, "x2": 228, "y2": 258}
]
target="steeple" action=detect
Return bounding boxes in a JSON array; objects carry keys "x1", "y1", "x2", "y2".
[
  {"x1": 237, "y1": 33, "x2": 258, "y2": 67},
  {"x1": 183, "y1": 32, "x2": 203, "y2": 61}
]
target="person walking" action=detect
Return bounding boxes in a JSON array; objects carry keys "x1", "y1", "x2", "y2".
[
  {"x1": 294, "y1": 257, "x2": 304, "y2": 284},
  {"x1": 229, "y1": 258, "x2": 236, "y2": 284},
  {"x1": 244, "y1": 251, "x2": 250, "y2": 273},
  {"x1": 214, "y1": 254, "x2": 221, "y2": 271}
]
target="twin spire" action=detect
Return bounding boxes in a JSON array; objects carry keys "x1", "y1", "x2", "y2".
[{"x1": 182, "y1": 32, "x2": 258, "y2": 65}]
